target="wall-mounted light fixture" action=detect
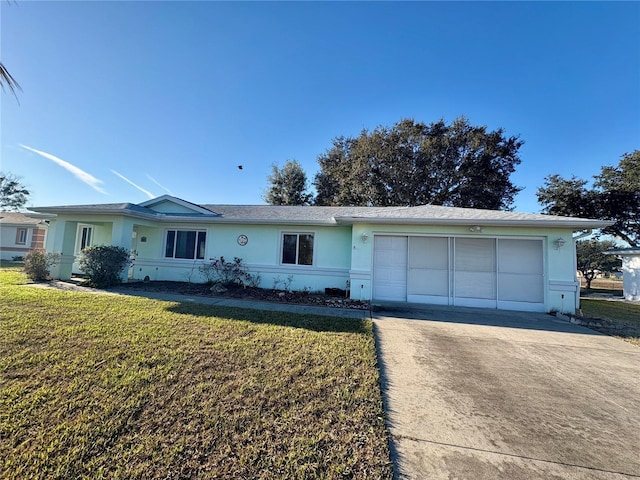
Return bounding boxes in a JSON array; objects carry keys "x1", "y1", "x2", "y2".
[
  {"x1": 553, "y1": 238, "x2": 567, "y2": 249},
  {"x1": 469, "y1": 225, "x2": 483, "y2": 233},
  {"x1": 361, "y1": 232, "x2": 369, "y2": 243}
]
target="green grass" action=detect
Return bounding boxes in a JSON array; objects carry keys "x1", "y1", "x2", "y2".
[
  {"x1": 581, "y1": 299, "x2": 640, "y2": 346},
  {"x1": 0, "y1": 269, "x2": 392, "y2": 479}
]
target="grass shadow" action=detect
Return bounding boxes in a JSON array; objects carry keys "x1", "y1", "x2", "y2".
[{"x1": 165, "y1": 300, "x2": 372, "y2": 335}]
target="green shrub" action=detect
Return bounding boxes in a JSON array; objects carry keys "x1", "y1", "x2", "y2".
[
  {"x1": 23, "y1": 249, "x2": 59, "y2": 282},
  {"x1": 78, "y1": 245, "x2": 130, "y2": 288}
]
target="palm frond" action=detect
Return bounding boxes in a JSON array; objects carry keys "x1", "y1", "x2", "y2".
[{"x1": 0, "y1": 62, "x2": 22, "y2": 97}]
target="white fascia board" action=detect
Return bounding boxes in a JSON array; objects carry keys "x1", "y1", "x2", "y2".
[
  {"x1": 31, "y1": 208, "x2": 160, "y2": 221},
  {"x1": 605, "y1": 248, "x2": 640, "y2": 256},
  {"x1": 31, "y1": 208, "x2": 339, "y2": 226},
  {"x1": 23, "y1": 212, "x2": 58, "y2": 220},
  {"x1": 138, "y1": 195, "x2": 214, "y2": 215},
  {"x1": 0, "y1": 221, "x2": 48, "y2": 227},
  {"x1": 164, "y1": 218, "x2": 339, "y2": 226},
  {"x1": 334, "y1": 216, "x2": 613, "y2": 230}
]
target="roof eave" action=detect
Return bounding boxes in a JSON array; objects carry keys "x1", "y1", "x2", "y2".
[
  {"x1": 29, "y1": 207, "x2": 338, "y2": 225},
  {"x1": 200, "y1": 219, "x2": 338, "y2": 226},
  {"x1": 31, "y1": 207, "x2": 161, "y2": 221},
  {"x1": 334, "y1": 216, "x2": 614, "y2": 229},
  {"x1": 605, "y1": 248, "x2": 640, "y2": 256},
  {"x1": 23, "y1": 212, "x2": 58, "y2": 220}
]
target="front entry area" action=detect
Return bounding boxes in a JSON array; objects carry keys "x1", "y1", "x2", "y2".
[{"x1": 372, "y1": 235, "x2": 545, "y2": 312}]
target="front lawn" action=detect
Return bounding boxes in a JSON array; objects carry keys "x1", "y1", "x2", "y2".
[
  {"x1": 580, "y1": 299, "x2": 640, "y2": 346},
  {"x1": 0, "y1": 269, "x2": 392, "y2": 479}
]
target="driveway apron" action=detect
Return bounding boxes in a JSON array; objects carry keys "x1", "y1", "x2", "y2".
[{"x1": 373, "y1": 306, "x2": 640, "y2": 480}]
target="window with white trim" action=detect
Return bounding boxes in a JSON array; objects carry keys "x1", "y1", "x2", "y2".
[
  {"x1": 281, "y1": 233, "x2": 314, "y2": 266},
  {"x1": 15, "y1": 228, "x2": 27, "y2": 245},
  {"x1": 75, "y1": 224, "x2": 93, "y2": 254},
  {"x1": 164, "y1": 230, "x2": 206, "y2": 259}
]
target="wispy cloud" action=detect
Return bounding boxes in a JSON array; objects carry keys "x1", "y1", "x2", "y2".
[
  {"x1": 146, "y1": 174, "x2": 174, "y2": 195},
  {"x1": 111, "y1": 170, "x2": 155, "y2": 199},
  {"x1": 20, "y1": 144, "x2": 106, "y2": 194}
]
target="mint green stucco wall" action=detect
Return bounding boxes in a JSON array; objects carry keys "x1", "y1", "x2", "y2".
[
  {"x1": 129, "y1": 222, "x2": 352, "y2": 292},
  {"x1": 149, "y1": 201, "x2": 200, "y2": 214}
]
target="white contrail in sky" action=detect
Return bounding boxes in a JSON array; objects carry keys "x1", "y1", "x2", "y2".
[
  {"x1": 20, "y1": 144, "x2": 107, "y2": 194},
  {"x1": 111, "y1": 170, "x2": 155, "y2": 199},
  {"x1": 146, "y1": 174, "x2": 173, "y2": 195}
]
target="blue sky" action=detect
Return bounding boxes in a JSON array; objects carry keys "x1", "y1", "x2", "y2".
[{"x1": 1, "y1": 1, "x2": 638, "y2": 213}]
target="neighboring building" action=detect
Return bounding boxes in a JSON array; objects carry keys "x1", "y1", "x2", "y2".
[
  {"x1": 0, "y1": 212, "x2": 48, "y2": 261},
  {"x1": 31, "y1": 195, "x2": 612, "y2": 314},
  {"x1": 605, "y1": 248, "x2": 640, "y2": 301}
]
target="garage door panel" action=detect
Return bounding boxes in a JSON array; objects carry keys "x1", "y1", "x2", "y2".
[
  {"x1": 498, "y1": 239, "x2": 543, "y2": 274},
  {"x1": 408, "y1": 237, "x2": 449, "y2": 300},
  {"x1": 378, "y1": 267, "x2": 409, "y2": 283},
  {"x1": 408, "y1": 268, "x2": 448, "y2": 296},
  {"x1": 499, "y1": 273, "x2": 544, "y2": 303},
  {"x1": 373, "y1": 236, "x2": 407, "y2": 301},
  {"x1": 409, "y1": 237, "x2": 448, "y2": 269},
  {"x1": 455, "y1": 271, "x2": 497, "y2": 300},
  {"x1": 455, "y1": 238, "x2": 496, "y2": 271},
  {"x1": 497, "y1": 239, "x2": 544, "y2": 305},
  {"x1": 454, "y1": 238, "x2": 497, "y2": 303}
]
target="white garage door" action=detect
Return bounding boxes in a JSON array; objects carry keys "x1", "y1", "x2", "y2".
[
  {"x1": 372, "y1": 235, "x2": 545, "y2": 312},
  {"x1": 407, "y1": 236, "x2": 450, "y2": 305},
  {"x1": 373, "y1": 236, "x2": 407, "y2": 301},
  {"x1": 497, "y1": 239, "x2": 544, "y2": 311},
  {"x1": 454, "y1": 238, "x2": 498, "y2": 308}
]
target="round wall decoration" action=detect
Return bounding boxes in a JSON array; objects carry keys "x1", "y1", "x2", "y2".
[{"x1": 237, "y1": 234, "x2": 248, "y2": 246}]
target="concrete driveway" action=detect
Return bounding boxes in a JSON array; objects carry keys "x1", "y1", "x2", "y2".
[{"x1": 373, "y1": 305, "x2": 640, "y2": 479}]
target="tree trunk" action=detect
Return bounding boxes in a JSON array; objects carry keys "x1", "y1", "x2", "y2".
[{"x1": 584, "y1": 272, "x2": 594, "y2": 289}]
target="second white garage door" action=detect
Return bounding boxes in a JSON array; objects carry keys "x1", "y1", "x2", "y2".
[{"x1": 373, "y1": 236, "x2": 545, "y2": 312}]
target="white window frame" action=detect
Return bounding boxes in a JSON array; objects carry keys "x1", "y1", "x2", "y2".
[
  {"x1": 163, "y1": 229, "x2": 207, "y2": 260},
  {"x1": 15, "y1": 228, "x2": 28, "y2": 245},
  {"x1": 280, "y1": 231, "x2": 315, "y2": 266},
  {"x1": 75, "y1": 224, "x2": 94, "y2": 254}
]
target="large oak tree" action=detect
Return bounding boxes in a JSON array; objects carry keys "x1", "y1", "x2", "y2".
[
  {"x1": 537, "y1": 150, "x2": 640, "y2": 247},
  {"x1": 313, "y1": 117, "x2": 523, "y2": 210}
]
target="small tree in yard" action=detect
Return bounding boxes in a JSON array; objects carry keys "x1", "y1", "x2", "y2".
[
  {"x1": 23, "y1": 249, "x2": 59, "y2": 281},
  {"x1": 78, "y1": 245, "x2": 130, "y2": 288},
  {"x1": 576, "y1": 239, "x2": 621, "y2": 289}
]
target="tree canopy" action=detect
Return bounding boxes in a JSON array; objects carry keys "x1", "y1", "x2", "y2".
[
  {"x1": 313, "y1": 117, "x2": 523, "y2": 210},
  {"x1": 576, "y1": 239, "x2": 621, "y2": 289},
  {"x1": 537, "y1": 150, "x2": 640, "y2": 247},
  {"x1": 0, "y1": 172, "x2": 30, "y2": 211},
  {"x1": 264, "y1": 160, "x2": 313, "y2": 206}
]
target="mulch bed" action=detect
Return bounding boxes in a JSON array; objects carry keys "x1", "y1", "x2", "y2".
[{"x1": 114, "y1": 280, "x2": 371, "y2": 310}]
